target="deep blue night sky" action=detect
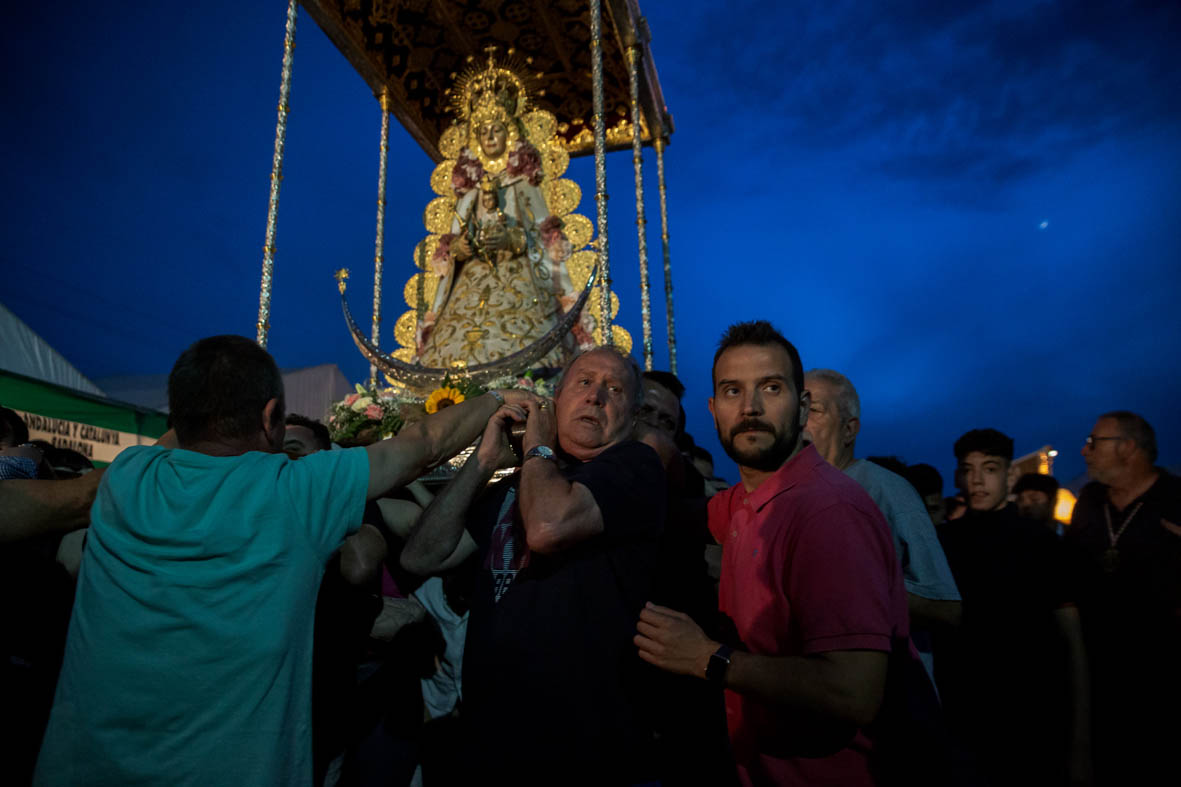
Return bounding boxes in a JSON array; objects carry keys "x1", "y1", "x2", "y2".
[{"x1": 2, "y1": 1, "x2": 1179, "y2": 488}]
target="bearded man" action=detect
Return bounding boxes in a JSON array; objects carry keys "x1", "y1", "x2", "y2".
[{"x1": 634, "y1": 321, "x2": 917, "y2": 786}]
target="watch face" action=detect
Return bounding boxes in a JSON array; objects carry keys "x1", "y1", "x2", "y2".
[{"x1": 707, "y1": 646, "x2": 733, "y2": 683}]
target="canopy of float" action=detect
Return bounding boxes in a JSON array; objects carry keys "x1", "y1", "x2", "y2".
[{"x1": 299, "y1": 0, "x2": 674, "y2": 160}]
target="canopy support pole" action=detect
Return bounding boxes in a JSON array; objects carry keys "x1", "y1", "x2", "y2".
[
  {"x1": 370, "y1": 91, "x2": 392, "y2": 386},
  {"x1": 256, "y1": 0, "x2": 298, "y2": 348},
  {"x1": 626, "y1": 45, "x2": 653, "y2": 369},
  {"x1": 590, "y1": 0, "x2": 612, "y2": 346}
]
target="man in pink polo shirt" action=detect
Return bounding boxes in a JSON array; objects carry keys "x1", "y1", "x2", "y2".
[{"x1": 635, "y1": 320, "x2": 912, "y2": 786}]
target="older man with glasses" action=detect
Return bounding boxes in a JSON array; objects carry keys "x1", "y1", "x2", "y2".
[{"x1": 1068, "y1": 410, "x2": 1180, "y2": 786}]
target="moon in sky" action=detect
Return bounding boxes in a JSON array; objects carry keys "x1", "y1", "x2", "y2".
[{"x1": 1039, "y1": 220, "x2": 1049, "y2": 230}]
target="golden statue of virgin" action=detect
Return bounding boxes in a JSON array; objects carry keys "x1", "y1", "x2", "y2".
[
  {"x1": 387, "y1": 50, "x2": 633, "y2": 369},
  {"x1": 341, "y1": 51, "x2": 631, "y2": 391},
  {"x1": 412, "y1": 53, "x2": 598, "y2": 369}
]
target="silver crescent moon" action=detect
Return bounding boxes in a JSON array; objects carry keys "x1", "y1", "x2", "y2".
[{"x1": 341, "y1": 262, "x2": 598, "y2": 390}]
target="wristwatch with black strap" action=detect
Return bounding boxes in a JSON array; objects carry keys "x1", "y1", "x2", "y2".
[{"x1": 706, "y1": 644, "x2": 734, "y2": 684}]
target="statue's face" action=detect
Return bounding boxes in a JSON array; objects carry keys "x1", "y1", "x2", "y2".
[{"x1": 477, "y1": 121, "x2": 509, "y2": 157}]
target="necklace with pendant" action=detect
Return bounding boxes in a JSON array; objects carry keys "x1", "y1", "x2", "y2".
[{"x1": 1102, "y1": 500, "x2": 1145, "y2": 574}]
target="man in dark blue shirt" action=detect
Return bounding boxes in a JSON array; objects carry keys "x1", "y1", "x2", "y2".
[{"x1": 402, "y1": 347, "x2": 667, "y2": 784}]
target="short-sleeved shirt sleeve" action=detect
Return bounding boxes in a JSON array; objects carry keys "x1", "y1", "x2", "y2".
[
  {"x1": 563, "y1": 440, "x2": 666, "y2": 543},
  {"x1": 278, "y1": 446, "x2": 370, "y2": 559},
  {"x1": 845, "y1": 460, "x2": 960, "y2": 602}
]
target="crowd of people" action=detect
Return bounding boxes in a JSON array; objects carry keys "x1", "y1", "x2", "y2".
[{"x1": 1, "y1": 323, "x2": 1177, "y2": 786}]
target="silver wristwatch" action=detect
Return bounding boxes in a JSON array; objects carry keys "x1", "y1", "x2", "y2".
[{"x1": 524, "y1": 445, "x2": 556, "y2": 462}]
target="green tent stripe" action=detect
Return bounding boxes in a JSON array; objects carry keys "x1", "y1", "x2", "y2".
[{"x1": 0, "y1": 370, "x2": 168, "y2": 437}]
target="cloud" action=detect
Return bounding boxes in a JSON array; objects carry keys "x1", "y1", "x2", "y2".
[{"x1": 658, "y1": 0, "x2": 1180, "y2": 200}]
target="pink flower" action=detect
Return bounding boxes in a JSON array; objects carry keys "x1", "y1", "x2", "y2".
[
  {"x1": 344, "y1": 393, "x2": 360, "y2": 406},
  {"x1": 539, "y1": 216, "x2": 563, "y2": 245},
  {"x1": 451, "y1": 151, "x2": 485, "y2": 195},
  {"x1": 506, "y1": 140, "x2": 543, "y2": 186},
  {"x1": 429, "y1": 235, "x2": 455, "y2": 277},
  {"x1": 538, "y1": 216, "x2": 572, "y2": 261},
  {"x1": 365, "y1": 404, "x2": 384, "y2": 421}
]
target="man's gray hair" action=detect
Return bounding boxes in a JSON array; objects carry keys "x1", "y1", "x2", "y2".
[
  {"x1": 556, "y1": 346, "x2": 645, "y2": 413},
  {"x1": 1099, "y1": 410, "x2": 1158, "y2": 464},
  {"x1": 804, "y1": 368, "x2": 861, "y2": 422}
]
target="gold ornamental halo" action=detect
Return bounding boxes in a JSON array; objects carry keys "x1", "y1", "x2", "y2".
[
  {"x1": 540, "y1": 143, "x2": 569, "y2": 180},
  {"x1": 543, "y1": 179, "x2": 581, "y2": 217},
  {"x1": 423, "y1": 196, "x2": 455, "y2": 235},
  {"x1": 438, "y1": 124, "x2": 466, "y2": 160},
  {"x1": 580, "y1": 281, "x2": 629, "y2": 351},
  {"x1": 390, "y1": 348, "x2": 415, "y2": 364},
  {"x1": 403, "y1": 272, "x2": 439, "y2": 309},
  {"x1": 566, "y1": 249, "x2": 597, "y2": 291},
  {"x1": 522, "y1": 110, "x2": 557, "y2": 146},
  {"x1": 429, "y1": 160, "x2": 453, "y2": 196},
  {"x1": 611, "y1": 325, "x2": 633, "y2": 353},
  {"x1": 391, "y1": 52, "x2": 632, "y2": 360},
  {"x1": 394, "y1": 310, "x2": 419, "y2": 349},
  {"x1": 413, "y1": 237, "x2": 440, "y2": 271},
  {"x1": 563, "y1": 215, "x2": 593, "y2": 250}
]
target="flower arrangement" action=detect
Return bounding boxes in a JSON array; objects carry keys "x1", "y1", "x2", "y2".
[
  {"x1": 453, "y1": 138, "x2": 543, "y2": 197},
  {"x1": 505, "y1": 140, "x2": 543, "y2": 186},
  {"x1": 326, "y1": 371, "x2": 556, "y2": 445},
  {"x1": 485, "y1": 370, "x2": 555, "y2": 398},
  {"x1": 451, "y1": 150, "x2": 485, "y2": 196},
  {"x1": 327, "y1": 385, "x2": 406, "y2": 445}
]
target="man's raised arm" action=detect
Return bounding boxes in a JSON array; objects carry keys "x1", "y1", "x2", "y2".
[
  {"x1": 517, "y1": 400, "x2": 604, "y2": 554},
  {"x1": 0, "y1": 469, "x2": 104, "y2": 544},
  {"x1": 400, "y1": 403, "x2": 526, "y2": 575},
  {"x1": 365, "y1": 390, "x2": 534, "y2": 499}
]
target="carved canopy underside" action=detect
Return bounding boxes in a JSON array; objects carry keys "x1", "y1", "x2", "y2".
[{"x1": 299, "y1": 0, "x2": 674, "y2": 161}]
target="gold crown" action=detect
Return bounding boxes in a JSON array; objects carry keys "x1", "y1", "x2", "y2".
[
  {"x1": 447, "y1": 48, "x2": 542, "y2": 129},
  {"x1": 444, "y1": 49, "x2": 545, "y2": 173}
]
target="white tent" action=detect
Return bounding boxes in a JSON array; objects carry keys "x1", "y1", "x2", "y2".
[
  {"x1": 0, "y1": 301, "x2": 105, "y2": 396},
  {"x1": 2, "y1": 300, "x2": 352, "y2": 431},
  {"x1": 2, "y1": 302, "x2": 168, "y2": 464}
]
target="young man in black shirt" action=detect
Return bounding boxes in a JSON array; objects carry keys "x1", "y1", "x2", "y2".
[
  {"x1": 936, "y1": 429, "x2": 1090, "y2": 786},
  {"x1": 401, "y1": 348, "x2": 667, "y2": 784}
]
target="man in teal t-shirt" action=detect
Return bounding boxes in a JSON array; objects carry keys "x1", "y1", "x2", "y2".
[{"x1": 34, "y1": 335, "x2": 534, "y2": 786}]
